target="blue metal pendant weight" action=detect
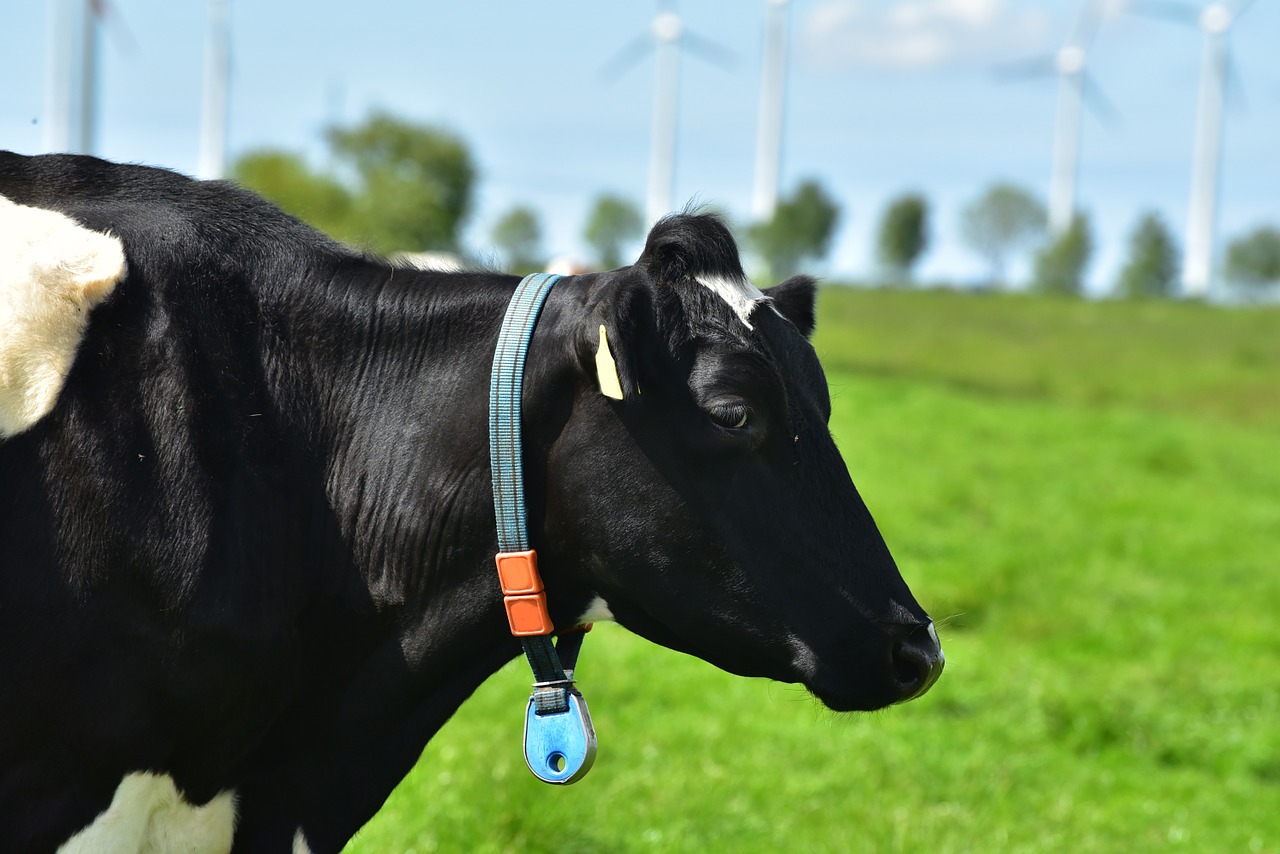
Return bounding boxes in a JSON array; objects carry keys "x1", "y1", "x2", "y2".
[
  {"x1": 489, "y1": 273, "x2": 597, "y2": 785},
  {"x1": 523, "y1": 691, "x2": 598, "y2": 784}
]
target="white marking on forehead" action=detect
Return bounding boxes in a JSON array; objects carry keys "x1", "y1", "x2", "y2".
[
  {"x1": 695, "y1": 273, "x2": 768, "y2": 330},
  {"x1": 57, "y1": 773, "x2": 236, "y2": 854}
]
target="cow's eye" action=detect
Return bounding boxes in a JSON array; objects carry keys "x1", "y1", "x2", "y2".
[{"x1": 708, "y1": 404, "x2": 751, "y2": 430}]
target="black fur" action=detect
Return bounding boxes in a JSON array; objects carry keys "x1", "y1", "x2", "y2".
[
  {"x1": 0, "y1": 153, "x2": 937, "y2": 852},
  {"x1": 639, "y1": 212, "x2": 745, "y2": 284}
]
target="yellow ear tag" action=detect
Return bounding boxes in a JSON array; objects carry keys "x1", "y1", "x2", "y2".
[{"x1": 595, "y1": 325, "x2": 624, "y2": 400}]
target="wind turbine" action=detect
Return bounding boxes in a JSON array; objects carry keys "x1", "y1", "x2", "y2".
[
  {"x1": 1049, "y1": 1, "x2": 1120, "y2": 237},
  {"x1": 1000, "y1": 0, "x2": 1117, "y2": 237},
  {"x1": 1130, "y1": 0, "x2": 1256, "y2": 296},
  {"x1": 600, "y1": 3, "x2": 734, "y2": 226},
  {"x1": 1180, "y1": 0, "x2": 1255, "y2": 297},
  {"x1": 197, "y1": 0, "x2": 232, "y2": 179},
  {"x1": 751, "y1": 0, "x2": 790, "y2": 221}
]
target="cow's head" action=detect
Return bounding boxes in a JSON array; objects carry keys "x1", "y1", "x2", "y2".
[{"x1": 538, "y1": 213, "x2": 942, "y2": 712}]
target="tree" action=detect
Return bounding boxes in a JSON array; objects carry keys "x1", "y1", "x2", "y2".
[
  {"x1": 235, "y1": 111, "x2": 476, "y2": 255},
  {"x1": 748, "y1": 179, "x2": 841, "y2": 280},
  {"x1": 491, "y1": 206, "x2": 543, "y2": 272},
  {"x1": 583, "y1": 194, "x2": 644, "y2": 270},
  {"x1": 1115, "y1": 212, "x2": 1179, "y2": 299},
  {"x1": 875, "y1": 193, "x2": 929, "y2": 284},
  {"x1": 326, "y1": 111, "x2": 476, "y2": 254},
  {"x1": 1032, "y1": 212, "x2": 1093, "y2": 296},
  {"x1": 1224, "y1": 225, "x2": 1280, "y2": 287},
  {"x1": 960, "y1": 183, "x2": 1045, "y2": 287},
  {"x1": 231, "y1": 150, "x2": 355, "y2": 241}
]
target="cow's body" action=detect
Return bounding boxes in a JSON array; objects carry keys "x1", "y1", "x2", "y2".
[{"x1": 0, "y1": 152, "x2": 941, "y2": 853}]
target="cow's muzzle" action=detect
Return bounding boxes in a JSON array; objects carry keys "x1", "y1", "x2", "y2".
[{"x1": 890, "y1": 621, "x2": 945, "y2": 704}]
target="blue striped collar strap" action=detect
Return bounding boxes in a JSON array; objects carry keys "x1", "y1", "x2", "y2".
[{"x1": 488, "y1": 272, "x2": 597, "y2": 785}]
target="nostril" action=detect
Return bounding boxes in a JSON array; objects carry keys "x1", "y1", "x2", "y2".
[
  {"x1": 890, "y1": 621, "x2": 945, "y2": 703},
  {"x1": 892, "y1": 645, "x2": 926, "y2": 685},
  {"x1": 891, "y1": 641, "x2": 931, "y2": 688}
]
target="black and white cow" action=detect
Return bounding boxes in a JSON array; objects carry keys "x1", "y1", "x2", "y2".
[{"x1": 0, "y1": 152, "x2": 943, "y2": 853}]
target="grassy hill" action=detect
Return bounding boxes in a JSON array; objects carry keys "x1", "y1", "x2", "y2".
[
  {"x1": 814, "y1": 287, "x2": 1280, "y2": 431},
  {"x1": 348, "y1": 288, "x2": 1279, "y2": 853}
]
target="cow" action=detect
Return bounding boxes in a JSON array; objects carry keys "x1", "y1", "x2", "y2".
[{"x1": 0, "y1": 151, "x2": 943, "y2": 853}]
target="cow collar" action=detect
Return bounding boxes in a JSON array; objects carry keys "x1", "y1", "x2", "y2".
[{"x1": 488, "y1": 272, "x2": 597, "y2": 785}]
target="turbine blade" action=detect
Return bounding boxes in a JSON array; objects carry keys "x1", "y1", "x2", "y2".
[
  {"x1": 1070, "y1": 0, "x2": 1108, "y2": 49},
  {"x1": 1125, "y1": 0, "x2": 1199, "y2": 25},
  {"x1": 95, "y1": 0, "x2": 140, "y2": 55},
  {"x1": 598, "y1": 33, "x2": 655, "y2": 84},
  {"x1": 992, "y1": 55, "x2": 1057, "y2": 81},
  {"x1": 1229, "y1": 0, "x2": 1258, "y2": 20},
  {"x1": 1082, "y1": 73, "x2": 1122, "y2": 128},
  {"x1": 682, "y1": 31, "x2": 738, "y2": 70}
]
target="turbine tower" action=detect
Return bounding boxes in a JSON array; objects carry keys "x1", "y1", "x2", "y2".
[
  {"x1": 600, "y1": 3, "x2": 734, "y2": 226},
  {"x1": 197, "y1": 0, "x2": 232, "y2": 179},
  {"x1": 1182, "y1": 0, "x2": 1253, "y2": 298},
  {"x1": 1048, "y1": 43, "x2": 1087, "y2": 237},
  {"x1": 1047, "y1": 0, "x2": 1112, "y2": 237},
  {"x1": 647, "y1": 10, "x2": 683, "y2": 226},
  {"x1": 44, "y1": 0, "x2": 100, "y2": 154},
  {"x1": 751, "y1": 0, "x2": 790, "y2": 221}
]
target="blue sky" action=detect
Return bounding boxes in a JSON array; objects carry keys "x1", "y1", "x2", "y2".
[{"x1": 2, "y1": 0, "x2": 1277, "y2": 290}]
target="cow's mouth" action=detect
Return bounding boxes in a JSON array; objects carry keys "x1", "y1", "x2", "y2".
[
  {"x1": 796, "y1": 621, "x2": 945, "y2": 712},
  {"x1": 805, "y1": 679, "x2": 906, "y2": 713}
]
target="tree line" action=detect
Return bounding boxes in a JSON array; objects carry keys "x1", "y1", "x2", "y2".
[
  {"x1": 950, "y1": 183, "x2": 1279, "y2": 298},
  {"x1": 231, "y1": 110, "x2": 1280, "y2": 296}
]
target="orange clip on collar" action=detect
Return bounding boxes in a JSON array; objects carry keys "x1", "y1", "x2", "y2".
[{"x1": 495, "y1": 550, "x2": 554, "y2": 636}]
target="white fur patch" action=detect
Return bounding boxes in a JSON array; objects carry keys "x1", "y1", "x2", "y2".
[
  {"x1": 292, "y1": 828, "x2": 313, "y2": 854},
  {"x1": 388, "y1": 250, "x2": 466, "y2": 272},
  {"x1": 694, "y1": 274, "x2": 767, "y2": 330},
  {"x1": 577, "y1": 596, "x2": 615, "y2": 624},
  {"x1": 57, "y1": 773, "x2": 236, "y2": 854},
  {"x1": 0, "y1": 194, "x2": 125, "y2": 438}
]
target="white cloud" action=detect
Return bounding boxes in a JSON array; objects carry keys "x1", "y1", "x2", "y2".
[{"x1": 804, "y1": 0, "x2": 1054, "y2": 71}]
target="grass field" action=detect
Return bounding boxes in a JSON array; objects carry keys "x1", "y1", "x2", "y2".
[{"x1": 347, "y1": 288, "x2": 1279, "y2": 853}]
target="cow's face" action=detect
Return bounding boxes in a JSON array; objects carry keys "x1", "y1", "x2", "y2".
[{"x1": 542, "y1": 214, "x2": 942, "y2": 713}]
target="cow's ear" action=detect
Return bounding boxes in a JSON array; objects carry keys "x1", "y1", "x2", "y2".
[
  {"x1": 766, "y1": 275, "x2": 817, "y2": 338},
  {"x1": 579, "y1": 276, "x2": 655, "y2": 402}
]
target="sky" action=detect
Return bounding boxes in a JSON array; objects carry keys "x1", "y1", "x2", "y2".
[{"x1": 2, "y1": 0, "x2": 1278, "y2": 292}]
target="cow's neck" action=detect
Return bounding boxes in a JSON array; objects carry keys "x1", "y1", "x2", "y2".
[{"x1": 270, "y1": 263, "x2": 588, "y2": 660}]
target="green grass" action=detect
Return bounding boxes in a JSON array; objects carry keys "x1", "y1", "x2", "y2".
[
  {"x1": 816, "y1": 288, "x2": 1280, "y2": 431},
  {"x1": 347, "y1": 289, "x2": 1280, "y2": 853}
]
